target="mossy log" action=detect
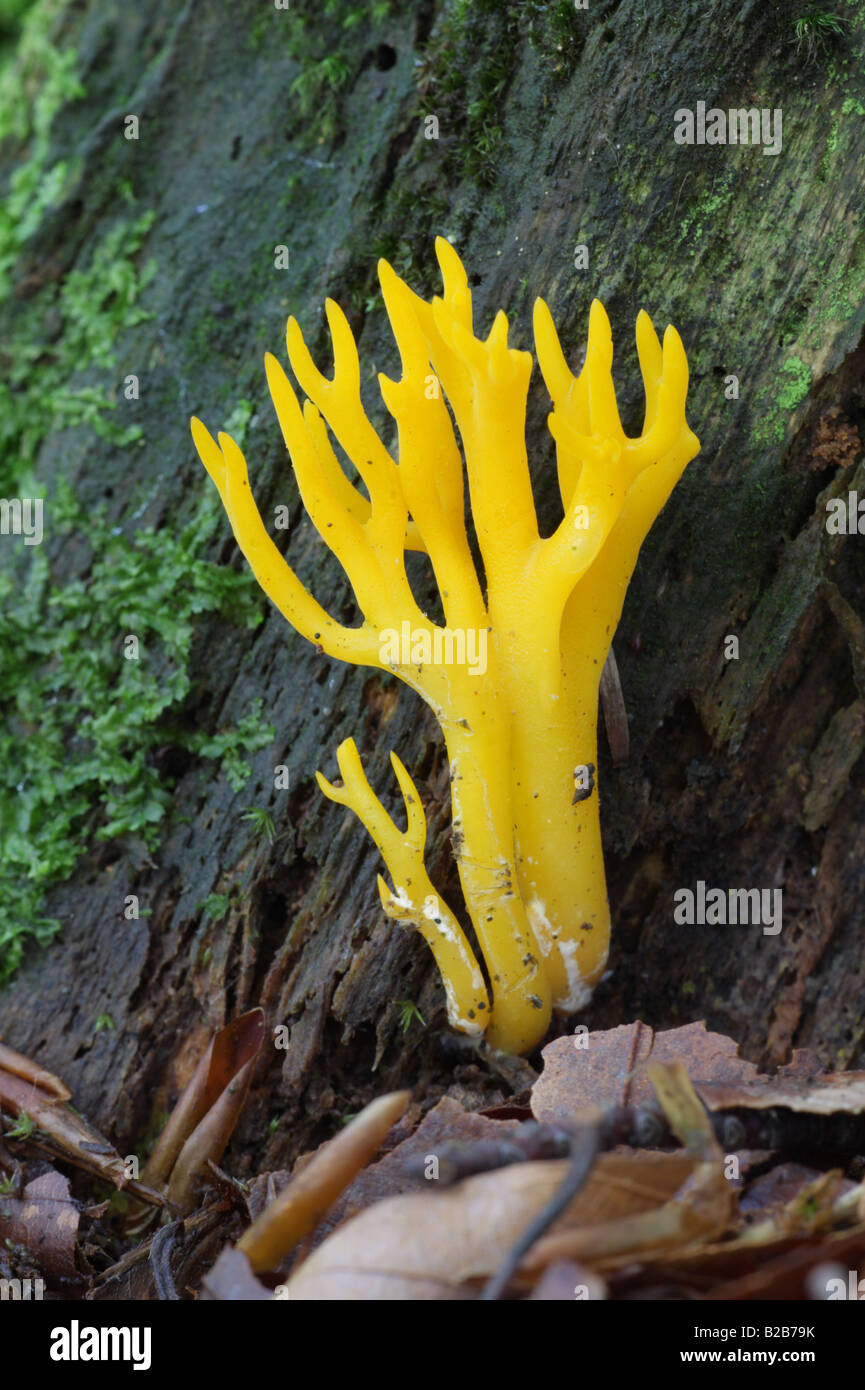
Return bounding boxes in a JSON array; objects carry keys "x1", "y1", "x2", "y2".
[{"x1": 1, "y1": 0, "x2": 865, "y2": 1169}]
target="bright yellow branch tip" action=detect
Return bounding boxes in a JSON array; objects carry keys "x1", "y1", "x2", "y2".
[{"x1": 191, "y1": 237, "x2": 699, "y2": 1054}]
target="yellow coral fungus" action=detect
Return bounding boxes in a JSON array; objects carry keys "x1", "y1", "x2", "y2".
[{"x1": 191, "y1": 238, "x2": 699, "y2": 1054}]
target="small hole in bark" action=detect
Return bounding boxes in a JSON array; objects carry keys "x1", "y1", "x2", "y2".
[{"x1": 374, "y1": 43, "x2": 396, "y2": 70}]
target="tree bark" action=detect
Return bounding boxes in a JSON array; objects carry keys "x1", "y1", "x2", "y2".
[{"x1": 2, "y1": 0, "x2": 865, "y2": 1174}]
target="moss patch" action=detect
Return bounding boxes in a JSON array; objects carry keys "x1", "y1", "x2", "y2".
[
  {"x1": 0, "y1": 482, "x2": 271, "y2": 983},
  {"x1": 0, "y1": 2, "x2": 275, "y2": 981}
]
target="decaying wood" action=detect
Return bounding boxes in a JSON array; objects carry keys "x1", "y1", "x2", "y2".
[{"x1": 1, "y1": 0, "x2": 864, "y2": 1187}]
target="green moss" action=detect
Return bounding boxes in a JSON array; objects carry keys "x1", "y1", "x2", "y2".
[
  {"x1": 250, "y1": 0, "x2": 393, "y2": 53},
  {"x1": 0, "y1": 7, "x2": 280, "y2": 984},
  {"x1": 418, "y1": 0, "x2": 517, "y2": 186},
  {"x1": 782, "y1": 216, "x2": 865, "y2": 344},
  {"x1": 0, "y1": 483, "x2": 272, "y2": 984},
  {"x1": 818, "y1": 114, "x2": 841, "y2": 179},
  {"x1": 200, "y1": 890, "x2": 236, "y2": 921},
  {"x1": 0, "y1": 0, "x2": 83, "y2": 282},
  {"x1": 417, "y1": 0, "x2": 584, "y2": 188},
  {"x1": 247, "y1": 0, "x2": 396, "y2": 144},
  {"x1": 776, "y1": 297, "x2": 812, "y2": 348},
  {"x1": 289, "y1": 52, "x2": 351, "y2": 139},
  {"x1": 365, "y1": 182, "x2": 451, "y2": 286},
  {"x1": 2, "y1": 210, "x2": 156, "y2": 494},
  {"x1": 0, "y1": 8, "x2": 156, "y2": 492},
  {"x1": 825, "y1": 3, "x2": 865, "y2": 95},
  {"x1": 524, "y1": 0, "x2": 586, "y2": 77},
  {"x1": 0, "y1": 0, "x2": 37, "y2": 36},
  {"x1": 749, "y1": 358, "x2": 812, "y2": 452},
  {"x1": 793, "y1": 9, "x2": 849, "y2": 63},
  {"x1": 241, "y1": 806, "x2": 276, "y2": 844},
  {"x1": 678, "y1": 169, "x2": 737, "y2": 246},
  {"x1": 777, "y1": 355, "x2": 812, "y2": 411},
  {"x1": 395, "y1": 998, "x2": 426, "y2": 1032},
  {"x1": 187, "y1": 700, "x2": 275, "y2": 795}
]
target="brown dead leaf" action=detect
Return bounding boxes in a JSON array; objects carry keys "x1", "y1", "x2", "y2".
[
  {"x1": 277, "y1": 1062, "x2": 743, "y2": 1298},
  {"x1": 282, "y1": 1159, "x2": 573, "y2": 1299},
  {"x1": 0, "y1": 1041, "x2": 159, "y2": 1198},
  {"x1": 531, "y1": 1021, "x2": 760, "y2": 1125},
  {"x1": 741, "y1": 1162, "x2": 856, "y2": 1216},
  {"x1": 309, "y1": 1095, "x2": 522, "y2": 1249},
  {"x1": 143, "y1": 1009, "x2": 266, "y2": 1197},
  {"x1": 777, "y1": 1049, "x2": 824, "y2": 1079},
  {"x1": 526, "y1": 1062, "x2": 734, "y2": 1273},
  {"x1": 202, "y1": 1247, "x2": 273, "y2": 1301},
  {"x1": 613, "y1": 1170, "x2": 865, "y2": 1296},
  {"x1": 0, "y1": 1041, "x2": 70, "y2": 1101},
  {"x1": 0, "y1": 1169, "x2": 79, "y2": 1279},
  {"x1": 529, "y1": 1259, "x2": 606, "y2": 1300},
  {"x1": 706, "y1": 1225, "x2": 865, "y2": 1300},
  {"x1": 697, "y1": 1072, "x2": 865, "y2": 1115},
  {"x1": 238, "y1": 1090, "x2": 411, "y2": 1273},
  {"x1": 282, "y1": 1146, "x2": 715, "y2": 1298},
  {"x1": 131, "y1": 1009, "x2": 265, "y2": 1224},
  {"x1": 92, "y1": 1204, "x2": 238, "y2": 1301}
]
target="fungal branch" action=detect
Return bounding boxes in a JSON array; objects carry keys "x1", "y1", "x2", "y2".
[
  {"x1": 315, "y1": 738, "x2": 490, "y2": 1036},
  {"x1": 191, "y1": 237, "x2": 699, "y2": 1054}
]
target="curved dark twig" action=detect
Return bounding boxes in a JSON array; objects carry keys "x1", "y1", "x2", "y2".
[
  {"x1": 479, "y1": 1123, "x2": 600, "y2": 1301},
  {"x1": 151, "y1": 1219, "x2": 183, "y2": 1301}
]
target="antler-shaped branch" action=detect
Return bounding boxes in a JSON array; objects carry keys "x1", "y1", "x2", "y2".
[
  {"x1": 316, "y1": 739, "x2": 489, "y2": 1034},
  {"x1": 191, "y1": 237, "x2": 699, "y2": 1052},
  {"x1": 190, "y1": 417, "x2": 380, "y2": 665}
]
